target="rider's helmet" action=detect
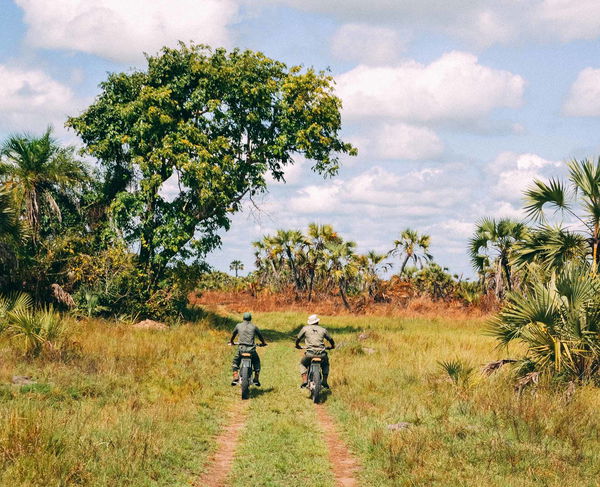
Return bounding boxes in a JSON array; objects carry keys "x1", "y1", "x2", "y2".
[
  {"x1": 243, "y1": 312, "x2": 252, "y2": 321},
  {"x1": 307, "y1": 314, "x2": 320, "y2": 325}
]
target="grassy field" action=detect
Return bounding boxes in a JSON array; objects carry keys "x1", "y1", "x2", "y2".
[
  {"x1": 1, "y1": 310, "x2": 599, "y2": 486},
  {"x1": 0, "y1": 317, "x2": 234, "y2": 486}
]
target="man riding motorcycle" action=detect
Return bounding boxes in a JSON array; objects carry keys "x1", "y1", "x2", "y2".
[
  {"x1": 230, "y1": 312, "x2": 267, "y2": 387},
  {"x1": 295, "y1": 314, "x2": 335, "y2": 389}
]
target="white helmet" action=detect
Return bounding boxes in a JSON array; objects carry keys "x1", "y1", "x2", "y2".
[{"x1": 307, "y1": 314, "x2": 320, "y2": 325}]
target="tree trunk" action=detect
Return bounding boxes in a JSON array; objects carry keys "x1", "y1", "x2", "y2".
[
  {"x1": 501, "y1": 254, "x2": 512, "y2": 291},
  {"x1": 399, "y1": 253, "x2": 411, "y2": 276},
  {"x1": 338, "y1": 278, "x2": 351, "y2": 311},
  {"x1": 307, "y1": 267, "x2": 315, "y2": 301},
  {"x1": 286, "y1": 247, "x2": 302, "y2": 290}
]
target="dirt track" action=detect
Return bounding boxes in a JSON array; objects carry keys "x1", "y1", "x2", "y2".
[
  {"x1": 193, "y1": 401, "x2": 249, "y2": 487},
  {"x1": 316, "y1": 404, "x2": 361, "y2": 487}
]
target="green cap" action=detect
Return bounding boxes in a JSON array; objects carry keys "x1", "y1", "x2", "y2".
[{"x1": 243, "y1": 312, "x2": 252, "y2": 321}]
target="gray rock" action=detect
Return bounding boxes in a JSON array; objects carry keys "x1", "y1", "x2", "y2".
[
  {"x1": 12, "y1": 375, "x2": 36, "y2": 386},
  {"x1": 387, "y1": 422, "x2": 412, "y2": 431},
  {"x1": 362, "y1": 347, "x2": 376, "y2": 354}
]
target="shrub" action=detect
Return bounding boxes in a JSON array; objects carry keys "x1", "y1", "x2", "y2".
[{"x1": 490, "y1": 263, "x2": 600, "y2": 382}]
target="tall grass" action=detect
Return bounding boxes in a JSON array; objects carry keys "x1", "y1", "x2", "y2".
[{"x1": 0, "y1": 318, "x2": 234, "y2": 486}]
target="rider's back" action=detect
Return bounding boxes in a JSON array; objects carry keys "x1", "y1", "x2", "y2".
[{"x1": 298, "y1": 324, "x2": 330, "y2": 353}]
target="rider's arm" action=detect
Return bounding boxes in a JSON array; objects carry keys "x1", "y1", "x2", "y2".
[
  {"x1": 324, "y1": 330, "x2": 335, "y2": 349},
  {"x1": 295, "y1": 326, "x2": 306, "y2": 349},
  {"x1": 255, "y1": 328, "x2": 267, "y2": 346},
  {"x1": 229, "y1": 326, "x2": 238, "y2": 345}
]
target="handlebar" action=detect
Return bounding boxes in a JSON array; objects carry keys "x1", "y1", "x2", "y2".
[
  {"x1": 297, "y1": 346, "x2": 334, "y2": 350},
  {"x1": 228, "y1": 342, "x2": 268, "y2": 347}
]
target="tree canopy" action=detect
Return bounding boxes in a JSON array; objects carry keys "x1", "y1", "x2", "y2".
[{"x1": 67, "y1": 43, "x2": 356, "y2": 286}]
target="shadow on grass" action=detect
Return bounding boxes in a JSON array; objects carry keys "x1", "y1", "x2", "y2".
[
  {"x1": 186, "y1": 305, "x2": 238, "y2": 331},
  {"x1": 249, "y1": 386, "x2": 275, "y2": 399},
  {"x1": 189, "y1": 305, "x2": 363, "y2": 341},
  {"x1": 261, "y1": 325, "x2": 363, "y2": 342}
]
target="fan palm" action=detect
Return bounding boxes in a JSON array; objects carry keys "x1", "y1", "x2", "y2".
[
  {"x1": 305, "y1": 223, "x2": 341, "y2": 301},
  {"x1": 469, "y1": 218, "x2": 528, "y2": 294},
  {"x1": 512, "y1": 225, "x2": 588, "y2": 273},
  {"x1": 0, "y1": 187, "x2": 22, "y2": 242},
  {"x1": 524, "y1": 157, "x2": 600, "y2": 271},
  {"x1": 271, "y1": 229, "x2": 305, "y2": 291},
  {"x1": 490, "y1": 263, "x2": 600, "y2": 380},
  {"x1": 390, "y1": 229, "x2": 432, "y2": 276},
  {"x1": 229, "y1": 259, "x2": 244, "y2": 277},
  {"x1": 0, "y1": 128, "x2": 88, "y2": 241},
  {"x1": 321, "y1": 240, "x2": 357, "y2": 310}
]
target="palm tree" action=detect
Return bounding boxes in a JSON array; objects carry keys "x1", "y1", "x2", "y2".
[
  {"x1": 524, "y1": 158, "x2": 600, "y2": 271},
  {"x1": 490, "y1": 263, "x2": 600, "y2": 380},
  {"x1": 390, "y1": 229, "x2": 432, "y2": 276},
  {"x1": 229, "y1": 260, "x2": 244, "y2": 277},
  {"x1": 469, "y1": 218, "x2": 528, "y2": 295},
  {"x1": 272, "y1": 229, "x2": 305, "y2": 291},
  {"x1": 305, "y1": 223, "x2": 341, "y2": 301},
  {"x1": 512, "y1": 225, "x2": 588, "y2": 273},
  {"x1": 0, "y1": 128, "x2": 88, "y2": 241},
  {"x1": 355, "y1": 251, "x2": 391, "y2": 299},
  {"x1": 321, "y1": 240, "x2": 358, "y2": 310},
  {"x1": 0, "y1": 187, "x2": 21, "y2": 242}
]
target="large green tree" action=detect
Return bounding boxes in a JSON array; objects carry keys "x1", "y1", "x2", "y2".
[{"x1": 68, "y1": 44, "x2": 356, "y2": 288}]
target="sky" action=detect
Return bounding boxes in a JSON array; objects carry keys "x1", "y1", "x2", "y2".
[{"x1": 1, "y1": 0, "x2": 600, "y2": 277}]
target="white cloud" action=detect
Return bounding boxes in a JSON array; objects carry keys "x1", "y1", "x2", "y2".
[
  {"x1": 0, "y1": 64, "x2": 80, "y2": 133},
  {"x1": 15, "y1": 0, "x2": 239, "y2": 63},
  {"x1": 336, "y1": 51, "x2": 525, "y2": 124},
  {"x1": 331, "y1": 23, "x2": 408, "y2": 65},
  {"x1": 539, "y1": 0, "x2": 600, "y2": 42},
  {"x1": 373, "y1": 123, "x2": 443, "y2": 160},
  {"x1": 277, "y1": 0, "x2": 600, "y2": 46},
  {"x1": 289, "y1": 165, "x2": 470, "y2": 217},
  {"x1": 563, "y1": 68, "x2": 600, "y2": 117},
  {"x1": 488, "y1": 152, "x2": 562, "y2": 203}
]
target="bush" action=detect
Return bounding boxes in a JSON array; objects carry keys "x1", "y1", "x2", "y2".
[
  {"x1": 490, "y1": 263, "x2": 600, "y2": 382},
  {"x1": 0, "y1": 294, "x2": 69, "y2": 357}
]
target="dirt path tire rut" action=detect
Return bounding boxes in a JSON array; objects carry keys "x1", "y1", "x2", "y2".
[
  {"x1": 316, "y1": 404, "x2": 360, "y2": 487},
  {"x1": 193, "y1": 401, "x2": 249, "y2": 487}
]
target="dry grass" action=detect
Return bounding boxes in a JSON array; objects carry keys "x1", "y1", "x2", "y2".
[
  {"x1": 0, "y1": 317, "x2": 234, "y2": 486},
  {"x1": 193, "y1": 290, "x2": 491, "y2": 319}
]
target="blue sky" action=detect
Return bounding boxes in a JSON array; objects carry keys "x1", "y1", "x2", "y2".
[{"x1": 2, "y1": 0, "x2": 600, "y2": 277}]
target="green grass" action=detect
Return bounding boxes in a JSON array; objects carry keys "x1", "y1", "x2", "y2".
[
  {"x1": 2, "y1": 310, "x2": 600, "y2": 486},
  {"x1": 229, "y1": 342, "x2": 335, "y2": 487},
  {"x1": 235, "y1": 312, "x2": 600, "y2": 487}
]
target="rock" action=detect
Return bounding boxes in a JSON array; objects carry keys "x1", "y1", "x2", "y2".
[
  {"x1": 12, "y1": 375, "x2": 36, "y2": 386},
  {"x1": 132, "y1": 319, "x2": 168, "y2": 330},
  {"x1": 362, "y1": 347, "x2": 376, "y2": 354},
  {"x1": 387, "y1": 422, "x2": 412, "y2": 431},
  {"x1": 357, "y1": 332, "x2": 370, "y2": 341}
]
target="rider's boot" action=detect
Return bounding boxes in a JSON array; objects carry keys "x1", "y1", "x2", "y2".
[
  {"x1": 322, "y1": 374, "x2": 330, "y2": 389},
  {"x1": 231, "y1": 371, "x2": 239, "y2": 386},
  {"x1": 300, "y1": 373, "x2": 308, "y2": 389},
  {"x1": 253, "y1": 372, "x2": 261, "y2": 387}
]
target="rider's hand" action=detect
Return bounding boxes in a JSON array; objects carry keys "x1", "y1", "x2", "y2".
[{"x1": 228, "y1": 342, "x2": 233, "y2": 346}]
